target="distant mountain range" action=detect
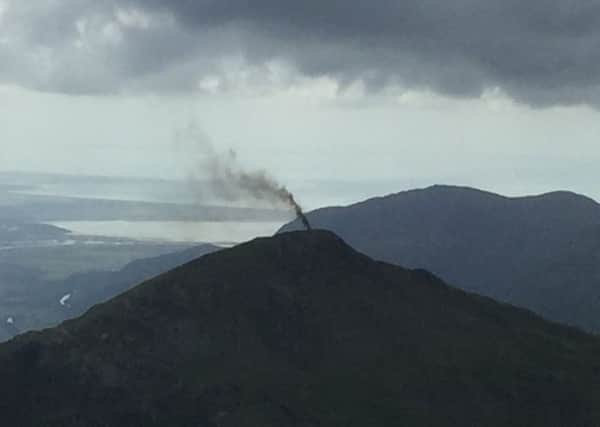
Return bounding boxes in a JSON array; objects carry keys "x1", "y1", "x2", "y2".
[
  {"x1": 1, "y1": 231, "x2": 600, "y2": 426},
  {"x1": 280, "y1": 185, "x2": 600, "y2": 332}
]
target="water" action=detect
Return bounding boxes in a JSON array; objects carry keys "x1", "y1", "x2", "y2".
[
  {"x1": 0, "y1": 173, "x2": 309, "y2": 244},
  {"x1": 49, "y1": 220, "x2": 285, "y2": 245}
]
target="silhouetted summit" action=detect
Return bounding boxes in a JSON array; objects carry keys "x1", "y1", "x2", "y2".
[
  {"x1": 1, "y1": 230, "x2": 600, "y2": 426},
  {"x1": 281, "y1": 185, "x2": 600, "y2": 331}
]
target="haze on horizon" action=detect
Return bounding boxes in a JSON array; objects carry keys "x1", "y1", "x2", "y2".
[{"x1": 2, "y1": 0, "x2": 600, "y2": 205}]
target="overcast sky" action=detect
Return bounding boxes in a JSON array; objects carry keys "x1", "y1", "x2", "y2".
[{"x1": 1, "y1": 0, "x2": 600, "y2": 204}]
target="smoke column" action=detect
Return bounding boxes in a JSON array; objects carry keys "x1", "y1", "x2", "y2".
[
  {"x1": 288, "y1": 193, "x2": 311, "y2": 231},
  {"x1": 178, "y1": 125, "x2": 312, "y2": 230}
]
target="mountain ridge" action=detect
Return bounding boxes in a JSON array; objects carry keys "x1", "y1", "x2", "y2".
[{"x1": 279, "y1": 185, "x2": 600, "y2": 331}]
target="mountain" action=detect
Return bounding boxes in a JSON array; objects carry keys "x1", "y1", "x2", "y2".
[
  {"x1": 1, "y1": 231, "x2": 600, "y2": 426},
  {"x1": 280, "y1": 185, "x2": 600, "y2": 332}
]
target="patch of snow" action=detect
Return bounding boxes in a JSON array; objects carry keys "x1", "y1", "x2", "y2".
[{"x1": 59, "y1": 293, "x2": 72, "y2": 307}]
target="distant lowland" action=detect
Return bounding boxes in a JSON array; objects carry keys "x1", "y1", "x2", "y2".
[
  {"x1": 0, "y1": 172, "x2": 287, "y2": 341},
  {"x1": 0, "y1": 172, "x2": 289, "y2": 241}
]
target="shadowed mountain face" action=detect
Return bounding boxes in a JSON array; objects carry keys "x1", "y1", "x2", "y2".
[
  {"x1": 280, "y1": 185, "x2": 600, "y2": 332},
  {"x1": 1, "y1": 231, "x2": 600, "y2": 426}
]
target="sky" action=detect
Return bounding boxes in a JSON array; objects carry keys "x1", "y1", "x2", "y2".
[{"x1": 1, "y1": 0, "x2": 600, "y2": 204}]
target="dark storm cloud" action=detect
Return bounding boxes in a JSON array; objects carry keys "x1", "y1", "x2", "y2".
[
  {"x1": 3, "y1": 0, "x2": 600, "y2": 105},
  {"x1": 127, "y1": 0, "x2": 600, "y2": 105}
]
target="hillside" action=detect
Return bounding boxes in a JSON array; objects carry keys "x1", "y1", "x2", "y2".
[
  {"x1": 1, "y1": 231, "x2": 600, "y2": 426},
  {"x1": 0, "y1": 244, "x2": 219, "y2": 342},
  {"x1": 51, "y1": 243, "x2": 220, "y2": 318},
  {"x1": 280, "y1": 185, "x2": 600, "y2": 331}
]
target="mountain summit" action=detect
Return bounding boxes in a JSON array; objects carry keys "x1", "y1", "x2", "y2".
[{"x1": 1, "y1": 230, "x2": 600, "y2": 426}]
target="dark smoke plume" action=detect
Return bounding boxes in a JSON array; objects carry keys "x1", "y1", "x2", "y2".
[
  {"x1": 288, "y1": 193, "x2": 312, "y2": 231},
  {"x1": 178, "y1": 125, "x2": 311, "y2": 230}
]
